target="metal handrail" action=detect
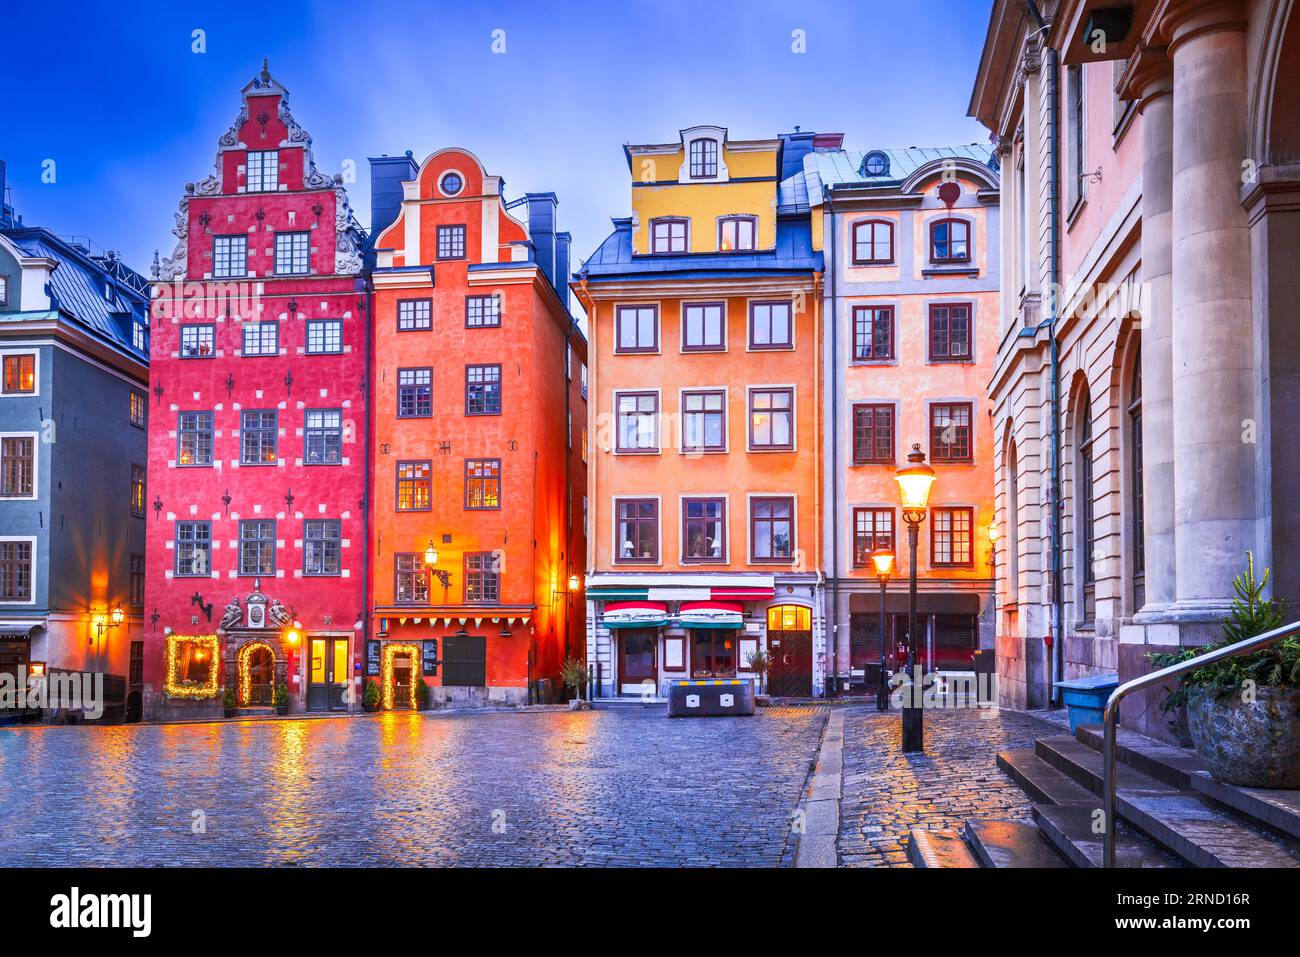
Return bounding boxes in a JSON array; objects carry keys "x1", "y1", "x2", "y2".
[{"x1": 1102, "y1": 618, "x2": 1300, "y2": 867}]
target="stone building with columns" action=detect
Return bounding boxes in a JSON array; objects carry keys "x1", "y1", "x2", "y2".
[{"x1": 970, "y1": 0, "x2": 1300, "y2": 741}]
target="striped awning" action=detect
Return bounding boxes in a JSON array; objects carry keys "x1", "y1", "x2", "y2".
[
  {"x1": 677, "y1": 601, "x2": 745, "y2": 630},
  {"x1": 600, "y1": 601, "x2": 670, "y2": 629}
]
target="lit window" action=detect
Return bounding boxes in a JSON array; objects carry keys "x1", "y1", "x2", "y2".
[
  {"x1": 130, "y1": 463, "x2": 146, "y2": 516},
  {"x1": 130, "y1": 392, "x2": 147, "y2": 428},
  {"x1": 719, "y1": 216, "x2": 756, "y2": 252},
  {"x1": 464, "y1": 459, "x2": 501, "y2": 510},
  {"x1": 178, "y1": 412, "x2": 213, "y2": 466},
  {"x1": 240, "y1": 410, "x2": 278, "y2": 464},
  {"x1": 396, "y1": 461, "x2": 431, "y2": 511},
  {"x1": 395, "y1": 553, "x2": 428, "y2": 604}
]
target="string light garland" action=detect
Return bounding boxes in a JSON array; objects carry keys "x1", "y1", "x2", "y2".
[
  {"x1": 380, "y1": 642, "x2": 421, "y2": 710},
  {"x1": 236, "y1": 640, "x2": 276, "y2": 706},
  {"x1": 165, "y1": 634, "x2": 221, "y2": 699}
]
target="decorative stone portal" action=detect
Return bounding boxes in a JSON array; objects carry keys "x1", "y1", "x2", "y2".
[
  {"x1": 381, "y1": 642, "x2": 420, "y2": 710},
  {"x1": 236, "y1": 640, "x2": 276, "y2": 706}
]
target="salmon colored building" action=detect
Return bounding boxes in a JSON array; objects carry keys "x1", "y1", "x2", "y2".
[
  {"x1": 802, "y1": 147, "x2": 1001, "y2": 691},
  {"x1": 366, "y1": 148, "x2": 586, "y2": 708},
  {"x1": 575, "y1": 127, "x2": 834, "y2": 699}
]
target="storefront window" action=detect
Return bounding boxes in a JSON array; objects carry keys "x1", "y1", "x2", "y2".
[
  {"x1": 767, "y1": 605, "x2": 811, "y2": 632},
  {"x1": 692, "y1": 629, "x2": 736, "y2": 678},
  {"x1": 164, "y1": 635, "x2": 220, "y2": 699}
]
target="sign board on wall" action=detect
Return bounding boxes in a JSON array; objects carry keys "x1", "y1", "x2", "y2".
[
  {"x1": 366, "y1": 639, "x2": 381, "y2": 677},
  {"x1": 422, "y1": 639, "x2": 439, "y2": 676}
]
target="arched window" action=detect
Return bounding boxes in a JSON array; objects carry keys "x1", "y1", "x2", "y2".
[
  {"x1": 853, "y1": 219, "x2": 894, "y2": 264},
  {"x1": 1076, "y1": 389, "x2": 1096, "y2": 624},
  {"x1": 1129, "y1": 345, "x2": 1145, "y2": 610},
  {"x1": 1007, "y1": 439, "x2": 1020, "y2": 603},
  {"x1": 930, "y1": 218, "x2": 971, "y2": 263}
]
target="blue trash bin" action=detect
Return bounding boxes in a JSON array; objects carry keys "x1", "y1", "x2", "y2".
[{"x1": 1056, "y1": 673, "x2": 1119, "y2": 732}]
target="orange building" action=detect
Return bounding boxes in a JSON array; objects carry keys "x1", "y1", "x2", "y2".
[
  {"x1": 574, "y1": 127, "x2": 832, "y2": 699},
  {"x1": 366, "y1": 149, "x2": 586, "y2": 708}
]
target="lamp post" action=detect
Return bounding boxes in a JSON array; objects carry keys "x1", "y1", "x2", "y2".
[
  {"x1": 870, "y1": 547, "x2": 895, "y2": 711},
  {"x1": 894, "y1": 443, "x2": 937, "y2": 753}
]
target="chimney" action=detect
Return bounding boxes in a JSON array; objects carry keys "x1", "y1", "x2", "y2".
[
  {"x1": 367, "y1": 151, "x2": 419, "y2": 242},
  {"x1": 554, "y1": 231, "x2": 572, "y2": 312},
  {"x1": 0, "y1": 159, "x2": 17, "y2": 230},
  {"x1": 525, "y1": 192, "x2": 558, "y2": 290}
]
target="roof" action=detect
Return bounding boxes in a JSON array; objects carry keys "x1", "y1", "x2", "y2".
[
  {"x1": 799, "y1": 145, "x2": 997, "y2": 205},
  {"x1": 575, "y1": 216, "x2": 822, "y2": 283},
  {"x1": 1, "y1": 226, "x2": 150, "y2": 362}
]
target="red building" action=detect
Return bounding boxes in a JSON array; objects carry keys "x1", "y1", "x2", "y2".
[
  {"x1": 365, "y1": 148, "x2": 586, "y2": 707},
  {"x1": 143, "y1": 63, "x2": 368, "y2": 719}
]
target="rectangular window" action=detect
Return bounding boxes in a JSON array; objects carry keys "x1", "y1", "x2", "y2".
[
  {"x1": 718, "y1": 216, "x2": 756, "y2": 252},
  {"x1": 465, "y1": 552, "x2": 500, "y2": 603},
  {"x1": 397, "y1": 299, "x2": 432, "y2": 331},
  {"x1": 2, "y1": 354, "x2": 36, "y2": 394},
  {"x1": 130, "y1": 463, "x2": 146, "y2": 517},
  {"x1": 178, "y1": 412, "x2": 213, "y2": 467},
  {"x1": 304, "y1": 520, "x2": 342, "y2": 576},
  {"x1": 395, "y1": 553, "x2": 428, "y2": 604},
  {"x1": 615, "y1": 391, "x2": 659, "y2": 452},
  {"x1": 682, "y1": 390, "x2": 726, "y2": 452},
  {"x1": 238, "y1": 520, "x2": 275, "y2": 576},
  {"x1": 749, "y1": 301, "x2": 793, "y2": 349},
  {"x1": 853, "y1": 508, "x2": 894, "y2": 565},
  {"x1": 852, "y1": 404, "x2": 895, "y2": 464},
  {"x1": 0, "y1": 540, "x2": 33, "y2": 601},
  {"x1": 242, "y1": 321, "x2": 279, "y2": 357},
  {"x1": 749, "y1": 388, "x2": 794, "y2": 450},
  {"x1": 651, "y1": 219, "x2": 688, "y2": 254},
  {"x1": 683, "y1": 498, "x2": 726, "y2": 562},
  {"x1": 274, "y1": 232, "x2": 310, "y2": 275},
  {"x1": 682, "y1": 302, "x2": 725, "y2": 351},
  {"x1": 689, "y1": 138, "x2": 718, "y2": 178},
  {"x1": 396, "y1": 461, "x2": 432, "y2": 511},
  {"x1": 437, "y1": 224, "x2": 467, "y2": 260},
  {"x1": 129, "y1": 554, "x2": 145, "y2": 607},
  {"x1": 240, "y1": 410, "x2": 278, "y2": 464},
  {"x1": 304, "y1": 410, "x2": 342, "y2": 464},
  {"x1": 465, "y1": 364, "x2": 501, "y2": 415},
  {"x1": 245, "y1": 150, "x2": 279, "y2": 192},
  {"x1": 464, "y1": 458, "x2": 501, "y2": 510},
  {"x1": 853, "y1": 220, "x2": 894, "y2": 264},
  {"x1": 615, "y1": 499, "x2": 658, "y2": 563},
  {"x1": 0, "y1": 437, "x2": 35, "y2": 498},
  {"x1": 853, "y1": 306, "x2": 894, "y2": 360},
  {"x1": 132, "y1": 319, "x2": 148, "y2": 353},
  {"x1": 929, "y1": 304, "x2": 973, "y2": 360},
  {"x1": 0, "y1": 276, "x2": 7, "y2": 306},
  {"x1": 130, "y1": 391, "x2": 147, "y2": 428},
  {"x1": 397, "y1": 368, "x2": 432, "y2": 418},
  {"x1": 751, "y1": 497, "x2": 794, "y2": 562},
  {"x1": 615, "y1": 305, "x2": 658, "y2": 353},
  {"x1": 180, "y1": 324, "x2": 216, "y2": 359},
  {"x1": 465, "y1": 294, "x2": 501, "y2": 328},
  {"x1": 932, "y1": 507, "x2": 974, "y2": 566},
  {"x1": 212, "y1": 236, "x2": 247, "y2": 279},
  {"x1": 306, "y1": 320, "x2": 343, "y2": 355},
  {"x1": 930, "y1": 219, "x2": 972, "y2": 263},
  {"x1": 1067, "y1": 65, "x2": 1086, "y2": 209},
  {"x1": 931, "y1": 402, "x2": 974, "y2": 463},
  {"x1": 174, "y1": 521, "x2": 211, "y2": 577}
]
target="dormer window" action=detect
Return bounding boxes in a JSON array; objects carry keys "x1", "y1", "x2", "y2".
[
  {"x1": 862, "y1": 151, "x2": 890, "y2": 177},
  {"x1": 0, "y1": 276, "x2": 7, "y2": 306},
  {"x1": 439, "y1": 171, "x2": 464, "y2": 197},
  {"x1": 718, "y1": 216, "x2": 756, "y2": 252},
  {"x1": 930, "y1": 218, "x2": 971, "y2": 263},
  {"x1": 689, "y1": 138, "x2": 718, "y2": 179},
  {"x1": 651, "y1": 218, "x2": 688, "y2": 254},
  {"x1": 246, "y1": 150, "x2": 280, "y2": 192}
]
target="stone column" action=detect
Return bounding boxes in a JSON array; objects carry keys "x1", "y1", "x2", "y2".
[
  {"x1": 1167, "y1": 0, "x2": 1256, "y2": 627},
  {"x1": 1131, "y1": 49, "x2": 1176, "y2": 618}
]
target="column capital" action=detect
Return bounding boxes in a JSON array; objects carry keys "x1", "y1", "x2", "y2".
[
  {"x1": 1160, "y1": 0, "x2": 1247, "y2": 55},
  {"x1": 1121, "y1": 44, "x2": 1173, "y2": 106}
]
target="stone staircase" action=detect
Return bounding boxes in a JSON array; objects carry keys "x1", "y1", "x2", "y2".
[{"x1": 907, "y1": 721, "x2": 1300, "y2": 868}]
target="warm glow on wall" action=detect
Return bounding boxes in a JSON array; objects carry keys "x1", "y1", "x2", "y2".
[{"x1": 380, "y1": 642, "x2": 421, "y2": 710}]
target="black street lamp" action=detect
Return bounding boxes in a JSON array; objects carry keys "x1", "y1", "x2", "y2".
[
  {"x1": 894, "y1": 443, "x2": 937, "y2": 753},
  {"x1": 870, "y1": 547, "x2": 895, "y2": 711}
]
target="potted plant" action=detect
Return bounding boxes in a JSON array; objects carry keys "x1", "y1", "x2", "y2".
[
  {"x1": 222, "y1": 686, "x2": 237, "y2": 719},
  {"x1": 560, "y1": 656, "x2": 594, "y2": 711},
  {"x1": 414, "y1": 679, "x2": 430, "y2": 711},
  {"x1": 362, "y1": 679, "x2": 380, "y2": 713},
  {"x1": 1150, "y1": 553, "x2": 1299, "y2": 788},
  {"x1": 746, "y1": 648, "x2": 770, "y2": 698},
  {"x1": 272, "y1": 682, "x2": 290, "y2": 717}
]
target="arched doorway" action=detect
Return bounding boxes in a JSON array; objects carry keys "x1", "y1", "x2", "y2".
[
  {"x1": 238, "y1": 641, "x2": 275, "y2": 706},
  {"x1": 381, "y1": 642, "x2": 420, "y2": 710},
  {"x1": 766, "y1": 604, "x2": 812, "y2": 697}
]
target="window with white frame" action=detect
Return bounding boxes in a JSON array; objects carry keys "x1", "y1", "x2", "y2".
[
  {"x1": 305, "y1": 409, "x2": 342, "y2": 464},
  {"x1": 242, "y1": 321, "x2": 278, "y2": 357},
  {"x1": 0, "y1": 436, "x2": 35, "y2": 498},
  {"x1": 213, "y1": 236, "x2": 247, "y2": 278},
  {"x1": 246, "y1": 150, "x2": 280, "y2": 192},
  {"x1": 0, "y1": 539, "x2": 34, "y2": 601},
  {"x1": 180, "y1": 325, "x2": 215, "y2": 358},
  {"x1": 274, "y1": 232, "x2": 310, "y2": 275},
  {"x1": 306, "y1": 320, "x2": 342, "y2": 354}
]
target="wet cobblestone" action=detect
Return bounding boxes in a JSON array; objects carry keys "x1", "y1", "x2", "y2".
[
  {"x1": 0, "y1": 707, "x2": 825, "y2": 867},
  {"x1": 838, "y1": 706, "x2": 1055, "y2": 867}
]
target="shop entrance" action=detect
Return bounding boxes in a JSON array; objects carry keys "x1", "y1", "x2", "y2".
[
  {"x1": 767, "y1": 605, "x2": 812, "y2": 697},
  {"x1": 307, "y1": 637, "x2": 349, "y2": 711},
  {"x1": 618, "y1": 629, "x2": 657, "y2": 695},
  {"x1": 240, "y1": 642, "x2": 275, "y2": 706}
]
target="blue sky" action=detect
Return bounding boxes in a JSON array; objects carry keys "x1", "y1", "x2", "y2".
[{"x1": 3, "y1": 0, "x2": 994, "y2": 287}]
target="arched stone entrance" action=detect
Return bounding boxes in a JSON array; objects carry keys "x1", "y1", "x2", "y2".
[
  {"x1": 237, "y1": 640, "x2": 276, "y2": 706},
  {"x1": 381, "y1": 642, "x2": 421, "y2": 710}
]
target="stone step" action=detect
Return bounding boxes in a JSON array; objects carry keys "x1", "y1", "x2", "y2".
[
  {"x1": 906, "y1": 829, "x2": 980, "y2": 868},
  {"x1": 996, "y1": 750, "x2": 1097, "y2": 806},
  {"x1": 1032, "y1": 803, "x2": 1183, "y2": 869},
  {"x1": 1037, "y1": 735, "x2": 1300, "y2": 868},
  {"x1": 963, "y1": 819, "x2": 1069, "y2": 868},
  {"x1": 1075, "y1": 724, "x2": 1300, "y2": 842}
]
